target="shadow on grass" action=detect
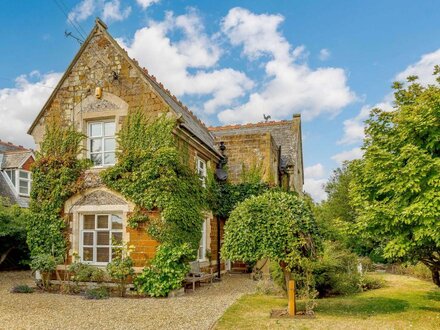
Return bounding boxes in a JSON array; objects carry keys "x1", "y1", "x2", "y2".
[
  {"x1": 425, "y1": 291, "x2": 440, "y2": 301},
  {"x1": 316, "y1": 297, "x2": 409, "y2": 316}
]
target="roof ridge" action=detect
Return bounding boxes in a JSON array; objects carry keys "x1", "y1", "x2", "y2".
[
  {"x1": 208, "y1": 119, "x2": 293, "y2": 131},
  {"x1": 0, "y1": 139, "x2": 28, "y2": 150}
]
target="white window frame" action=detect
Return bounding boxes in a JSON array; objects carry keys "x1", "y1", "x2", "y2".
[
  {"x1": 196, "y1": 157, "x2": 207, "y2": 187},
  {"x1": 17, "y1": 170, "x2": 31, "y2": 196},
  {"x1": 79, "y1": 213, "x2": 123, "y2": 266},
  {"x1": 198, "y1": 219, "x2": 207, "y2": 261},
  {"x1": 87, "y1": 120, "x2": 116, "y2": 168}
]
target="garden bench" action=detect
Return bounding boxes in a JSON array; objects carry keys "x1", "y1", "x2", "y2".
[{"x1": 184, "y1": 261, "x2": 215, "y2": 292}]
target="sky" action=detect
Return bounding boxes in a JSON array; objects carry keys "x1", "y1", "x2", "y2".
[{"x1": 1, "y1": 0, "x2": 440, "y2": 202}]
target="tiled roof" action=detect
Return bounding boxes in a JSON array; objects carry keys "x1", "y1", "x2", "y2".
[
  {"x1": 0, "y1": 139, "x2": 26, "y2": 153},
  {"x1": 1, "y1": 151, "x2": 33, "y2": 169}
]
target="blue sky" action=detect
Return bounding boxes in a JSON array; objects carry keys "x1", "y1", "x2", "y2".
[{"x1": 1, "y1": 0, "x2": 440, "y2": 201}]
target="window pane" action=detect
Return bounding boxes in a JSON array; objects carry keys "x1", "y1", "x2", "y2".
[
  {"x1": 104, "y1": 152, "x2": 116, "y2": 165},
  {"x1": 83, "y1": 215, "x2": 95, "y2": 229},
  {"x1": 104, "y1": 138, "x2": 115, "y2": 152},
  {"x1": 90, "y1": 123, "x2": 102, "y2": 137},
  {"x1": 83, "y1": 247, "x2": 93, "y2": 262},
  {"x1": 112, "y1": 232, "x2": 123, "y2": 244},
  {"x1": 104, "y1": 122, "x2": 115, "y2": 137},
  {"x1": 97, "y1": 215, "x2": 109, "y2": 229},
  {"x1": 19, "y1": 171, "x2": 29, "y2": 179},
  {"x1": 97, "y1": 247, "x2": 109, "y2": 262},
  {"x1": 19, "y1": 181, "x2": 29, "y2": 195},
  {"x1": 6, "y1": 170, "x2": 15, "y2": 186},
  {"x1": 111, "y1": 215, "x2": 123, "y2": 229},
  {"x1": 90, "y1": 153, "x2": 102, "y2": 166},
  {"x1": 97, "y1": 231, "x2": 110, "y2": 246},
  {"x1": 90, "y1": 139, "x2": 102, "y2": 152},
  {"x1": 83, "y1": 232, "x2": 94, "y2": 246}
]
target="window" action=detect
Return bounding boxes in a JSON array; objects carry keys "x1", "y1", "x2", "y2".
[
  {"x1": 196, "y1": 157, "x2": 207, "y2": 187},
  {"x1": 198, "y1": 219, "x2": 207, "y2": 261},
  {"x1": 5, "y1": 169, "x2": 15, "y2": 186},
  {"x1": 80, "y1": 213, "x2": 123, "y2": 264},
  {"x1": 88, "y1": 121, "x2": 116, "y2": 167},
  {"x1": 18, "y1": 170, "x2": 31, "y2": 196}
]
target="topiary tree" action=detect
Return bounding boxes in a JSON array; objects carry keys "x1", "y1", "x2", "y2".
[
  {"x1": 221, "y1": 190, "x2": 321, "y2": 289},
  {"x1": 350, "y1": 70, "x2": 440, "y2": 286}
]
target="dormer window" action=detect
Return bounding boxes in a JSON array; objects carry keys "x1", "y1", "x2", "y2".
[
  {"x1": 88, "y1": 121, "x2": 116, "y2": 167},
  {"x1": 4, "y1": 169, "x2": 31, "y2": 196}
]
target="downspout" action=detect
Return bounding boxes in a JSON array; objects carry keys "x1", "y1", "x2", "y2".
[{"x1": 216, "y1": 141, "x2": 228, "y2": 280}]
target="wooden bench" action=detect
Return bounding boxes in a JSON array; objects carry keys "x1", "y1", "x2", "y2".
[{"x1": 184, "y1": 261, "x2": 215, "y2": 292}]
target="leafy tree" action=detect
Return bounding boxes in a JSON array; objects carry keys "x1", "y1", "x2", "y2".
[
  {"x1": 0, "y1": 202, "x2": 29, "y2": 268},
  {"x1": 351, "y1": 70, "x2": 440, "y2": 286},
  {"x1": 221, "y1": 190, "x2": 321, "y2": 289}
]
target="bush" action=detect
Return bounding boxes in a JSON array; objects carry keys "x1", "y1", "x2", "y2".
[
  {"x1": 106, "y1": 244, "x2": 134, "y2": 297},
  {"x1": 135, "y1": 243, "x2": 192, "y2": 297},
  {"x1": 84, "y1": 287, "x2": 109, "y2": 300},
  {"x1": 313, "y1": 241, "x2": 361, "y2": 297},
  {"x1": 360, "y1": 275, "x2": 385, "y2": 291},
  {"x1": 393, "y1": 262, "x2": 432, "y2": 281},
  {"x1": 30, "y1": 253, "x2": 60, "y2": 289},
  {"x1": 10, "y1": 284, "x2": 34, "y2": 293},
  {"x1": 68, "y1": 262, "x2": 108, "y2": 283},
  {"x1": 256, "y1": 279, "x2": 284, "y2": 296}
]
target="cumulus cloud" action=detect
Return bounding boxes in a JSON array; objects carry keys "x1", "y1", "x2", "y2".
[
  {"x1": 136, "y1": 0, "x2": 160, "y2": 10},
  {"x1": 304, "y1": 163, "x2": 327, "y2": 202},
  {"x1": 103, "y1": 0, "x2": 131, "y2": 22},
  {"x1": 331, "y1": 147, "x2": 363, "y2": 165},
  {"x1": 218, "y1": 7, "x2": 356, "y2": 124},
  {"x1": 0, "y1": 71, "x2": 62, "y2": 148},
  {"x1": 117, "y1": 10, "x2": 253, "y2": 116},
  {"x1": 319, "y1": 48, "x2": 331, "y2": 61},
  {"x1": 68, "y1": 0, "x2": 131, "y2": 23},
  {"x1": 395, "y1": 48, "x2": 440, "y2": 85}
]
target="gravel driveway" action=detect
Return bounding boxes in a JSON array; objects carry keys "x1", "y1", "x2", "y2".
[{"x1": 0, "y1": 271, "x2": 256, "y2": 330}]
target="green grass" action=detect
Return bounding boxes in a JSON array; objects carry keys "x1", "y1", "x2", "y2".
[{"x1": 216, "y1": 274, "x2": 440, "y2": 330}]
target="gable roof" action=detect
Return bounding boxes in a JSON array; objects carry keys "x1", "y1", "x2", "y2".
[
  {"x1": 0, "y1": 150, "x2": 34, "y2": 169},
  {"x1": 28, "y1": 18, "x2": 218, "y2": 157}
]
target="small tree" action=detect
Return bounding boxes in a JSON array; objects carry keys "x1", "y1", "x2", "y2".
[
  {"x1": 221, "y1": 191, "x2": 320, "y2": 289},
  {"x1": 351, "y1": 70, "x2": 440, "y2": 286}
]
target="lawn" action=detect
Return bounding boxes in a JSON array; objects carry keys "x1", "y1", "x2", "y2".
[{"x1": 215, "y1": 274, "x2": 440, "y2": 330}]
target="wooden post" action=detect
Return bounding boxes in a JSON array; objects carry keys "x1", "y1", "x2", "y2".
[{"x1": 288, "y1": 280, "x2": 296, "y2": 317}]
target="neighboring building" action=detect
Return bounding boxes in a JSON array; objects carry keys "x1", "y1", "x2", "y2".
[
  {"x1": 0, "y1": 140, "x2": 34, "y2": 207},
  {"x1": 27, "y1": 19, "x2": 303, "y2": 273}
]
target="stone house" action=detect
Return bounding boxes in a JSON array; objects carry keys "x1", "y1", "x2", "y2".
[
  {"x1": 27, "y1": 19, "x2": 303, "y2": 274},
  {"x1": 0, "y1": 140, "x2": 34, "y2": 207}
]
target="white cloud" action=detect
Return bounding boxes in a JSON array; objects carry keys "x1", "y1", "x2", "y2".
[
  {"x1": 331, "y1": 147, "x2": 363, "y2": 165},
  {"x1": 117, "y1": 10, "x2": 253, "y2": 116},
  {"x1": 304, "y1": 163, "x2": 327, "y2": 202},
  {"x1": 218, "y1": 7, "x2": 356, "y2": 124},
  {"x1": 136, "y1": 0, "x2": 160, "y2": 10},
  {"x1": 0, "y1": 71, "x2": 62, "y2": 148},
  {"x1": 396, "y1": 48, "x2": 440, "y2": 85},
  {"x1": 68, "y1": 0, "x2": 131, "y2": 23},
  {"x1": 319, "y1": 48, "x2": 330, "y2": 61},
  {"x1": 103, "y1": 0, "x2": 131, "y2": 22}
]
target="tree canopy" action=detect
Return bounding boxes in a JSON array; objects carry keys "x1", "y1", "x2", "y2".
[
  {"x1": 350, "y1": 71, "x2": 440, "y2": 286},
  {"x1": 221, "y1": 190, "x2": 321, "y2": 287}
]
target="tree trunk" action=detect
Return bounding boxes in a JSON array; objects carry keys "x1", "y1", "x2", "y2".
[
  {"x1": 279, "y1": 261, "x2": 291, "y2": 292},
  {"x1": 431, "y1": 269, "x2": 440, "y2": 288},
  {"x1": 0, "y1": 247, "x2": 14, "y2": 265}
]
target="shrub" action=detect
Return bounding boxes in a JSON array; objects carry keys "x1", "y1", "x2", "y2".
[
  {"x1": 91, "y1": 267, "x2": 107, "y2": 283},
  {"x1": 106, "y1": 244, "x2": 134, "y2": 297},
  {"x1": 313, "y1": 241, "x2": 361, "y2": 297},
  {"x1": 360, "y1": 275, "x2": 385, "y2": 291},
  {"x1": 393, "y1": 262, "x2": 432, "y2": 281},
  {"x1": 68, "y1": 262, "x2": 108, "y2": 283},
  {"x1": 30, "y1": 253, "x2": 60, "y2": 289},
  {"x1": 135, "y1": 243, "x2": 192, "y2": 297},
  {"x1": 10, "y1": 284, "x2": 34, "y2": 293},
  {"x1": 84, "y1": 287, "x2": 109, "y2": 300}
]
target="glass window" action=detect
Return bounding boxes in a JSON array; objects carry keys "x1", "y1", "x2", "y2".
[
  {"x1": 5, "y1": 170, "x2": 15, "y2": 186},
  {"x1": 80, "y1": 214, "x2": 123, "y2": 264},
  {"x1": 196, "y1": 158, "x2": 207, "y2": 187},
  {"x1": 198, "y1": 219, "x2": 207, "y2": 261},
  {"x1": 88, "y1": 121, "x2": 116, "y2": 167},
  {"x1": 17, "y1": 170, "x2": 31, "y2": 196}
]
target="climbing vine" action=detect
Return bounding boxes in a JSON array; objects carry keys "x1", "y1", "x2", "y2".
[
  {"x1": 101, "y1": 108, "x2": 206, "y2": 253},
  {"x1": 28, "y1": 114, "x2": 90, "y2": 260}
]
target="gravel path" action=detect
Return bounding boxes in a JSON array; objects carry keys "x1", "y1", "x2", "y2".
[{"x1": 0, "y1": 271, "x2": 256, "y2": 330}]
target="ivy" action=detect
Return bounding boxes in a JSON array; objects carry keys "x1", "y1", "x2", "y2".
[
  {"x1": 101, "y1": 109, "x2": 206, "y2": 250},
  {"x1": 28, "y1": 115, "x2": 90, "y2": 259}
]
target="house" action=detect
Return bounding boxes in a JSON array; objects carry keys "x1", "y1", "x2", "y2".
[
  {"x1": 27, "y1": 19, "x2": 303, "y2": 274},
  {"x1": 0, "y1": 140, "x2": 34, "y2": 207}
]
